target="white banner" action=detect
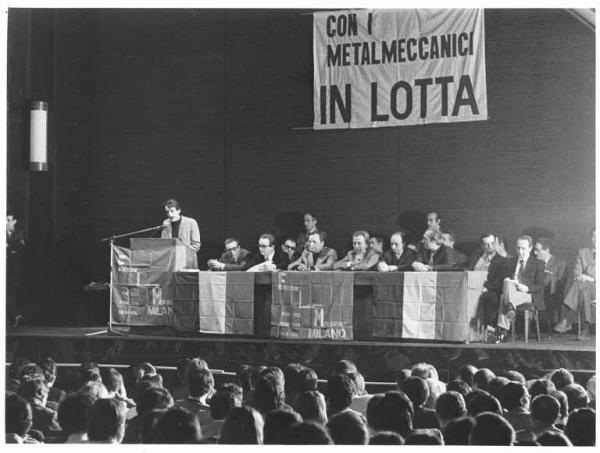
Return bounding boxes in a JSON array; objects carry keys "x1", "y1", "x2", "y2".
[{"x1": 313, "y1": 9, "x2": 487, "y2": 129}]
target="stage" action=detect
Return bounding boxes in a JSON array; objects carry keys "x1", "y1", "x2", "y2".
[{"x1": 6, "y1": 325, "x2": 596, "y2": 386}]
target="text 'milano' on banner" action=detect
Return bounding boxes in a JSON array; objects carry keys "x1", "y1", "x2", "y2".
[{"x1": 313, "y1": 9, "x2": 487, "y2": 129}]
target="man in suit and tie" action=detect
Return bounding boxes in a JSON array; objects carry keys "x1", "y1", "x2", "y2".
[
  {"x1": 496, "y1": 235, "x2": 546, "y2": 337},
  {"x1": 378, "y1": 231, "x2": 417, "y2": 272},
  {"x1": 207, "y1": 238, "x2": 253, "y2": 271},
  {"x1": 161, "y1": 199, "x2": 201, "y2": 267},
  {"x1": 288, "y1": 230, "x2": 337, "y2": 271},
  {"x1": 533, "y1": 237, "x2": 567, "y2": 328},
  {"x1": 247, "y1": 233, "x2": 290, "y2": 272}
]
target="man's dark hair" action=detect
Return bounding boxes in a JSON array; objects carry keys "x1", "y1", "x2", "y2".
[
  {"x1": 309, "y1": 230, "x2": 327, "y2": 242},
  {"x1": 550, "y1": 389, "x2": 569, "y2": 420},
  {"x1": 531, "y1": 394, "x2": 559, "y2": 425},
  {"x1": 5, "y1": 393, "x2": 32, "y2": 436},
  {"x1": 296, "y1": 367, "x2": 318, "y2": 393},
  {"x1": 469, "y1": 411, "x2": 515, "y2": 445},
  {"x1": 564, "y1": 407, "x2": 596, "y2": 446},
  {"x1": 465, "y1": 389, "x2": 502, "y2": 416},
  {"x1": 296, "y1": 390, "x2": 327, "y2": 424},
  {"x1": 500, "y1": 381, "x2": 528, "y2": 411},
  {"x1": 325, "y1": 374, "x2": 354, "y2": 415},
  {"x1": 333, "y1": 359, "x2": 358, "y2": 375},
  {"x1": 401, "y1": 375, "x2": 429, "y2": 408},
  {"x1": 140, "y1": 409, "x2": 165, "y2": 444},
  {"x1": 163, "y1": 199, "x2": 180, "y2": 210},
  {"x1": 136, "y1": 386, "x2": 173, "y2": 416},
  {"x1": 487, "y1": 376, "x2": 509, "y2": 402},
  {"x1": 535, "y1": 237, "x2": 553, "y2": 252},
  {"x1": 20, "y1": 374, "x2": 47, "y2": 402},
  {"x1": 456, "y1": 364, "x2": 478, "y2": 386},
  {"x1": 528, "y1": 378, "x2": 556, "y2": 399},
  {"x1": 536, "y1": 430, "x2": 572, "y2": 446},
  {"x1": 219, "y1": 406, "x2": 263, "y2": 444},
  {"x1": 550, "y1": 368, "x2": 574, "y2": 391},
  {"x1": 187, "y1": 367, "x2": 214, "y2": 398},
  {"x1": 259, "y1": 233, "x2": 276, "y2": 247},
  {"x1": 479, "y1": 232, "x2": 496, "y2": 244},
  {"x1": 473, "y1": 368, "x2": 495, "y2": 391},
  {"x1": 255, "y1": 374, "x2": 284, "y2": 414},
  {"x1": 103, "y1": 368, "x2": 124, "y2": 393},
  {"x1": 58, "y1": 392, "x2": 96, "y2": 436},
  {"x1": 237, "y1": 364, "x2": 254, "y2": 392},
  {"x1": 373, "y1": 390, "x2": 414, "y2": 437},
  {"x1": 283, "y1": 363, "x2": 304, "y2": 400},
  {"x1": 369, "y1": 431, "x2": 404, "y2": 445},
  {"x1": 209, "y1": 390, "x2": 239, "y2": 420},
  {"x1": 443, "y1": 416, "x2": 476, "y2": 445},
  {"x1": 366, "y1": 393, "x2": 384, "y2": 429},
  {"x1": 562, "y1": 383, "x2": 589, "y2": 411},
  {"x1": 327, "y1": 410, "x2": 369, "y2": 445},
  {"x1": 396, "y1": 369, "x2": 412, "y2": 388},
  {"x1": 79, "y1": 361, "x2": 99, "y2": 383},
  {"x1": 436, "y1": 391, "x2": 467, "y2": 423},
  {"x1": 263, "y1": 409, "x2": 302, "y2": 444},
  {"x1": 446, "y1": 380, "x2": 471, "y2": 398},
  {"x1": 503, "y1": 370, "x2": 526, "y2": 384},
  {"x1": 87, "y1": 398, "x2": 126, "y2": 442},
  {"x1": 405, "y1": 429, "x2": 444, "y2": 445},
  {"x1": 153, "y1": 407, "x2": 202, "y2": 444},
  {"x1": 219, "y1": 382, "x2": 243, "y2": 404},
  {"x1": 281, "y1": 421, "x2": 332, "y2": 445},
  {"x1": 39, "y1": 357, "x2": 57, "y2": 384},
  {"x1": 139, "y1": 372, "x2": 163, "y2": 389}
]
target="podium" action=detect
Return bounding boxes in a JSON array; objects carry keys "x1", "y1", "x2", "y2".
[{"x1": 111, "y1": 238, "x2": 197, "y2": 327}]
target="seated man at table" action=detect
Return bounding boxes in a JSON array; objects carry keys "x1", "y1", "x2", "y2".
[
  {"x1": 533, "y1": 237, "x2": 567, "y2": 327},
  {"x1": 554, "y1": 227, "x2": 596, "y2": 340},
  {"x1": 441, "y1": 229, "x2": 468, "y2": 269},
  {"x1": 288, "y1": 231, "x2": 337, "y2": 271},
  {"x1": 333, "y1": 230, "x2": 381, "y2": 271},
  {"x1": 281, "y1": 237, "x2": 298, "y2": 263},
  {"x1": 469, "y1": 231, "x2": 500, "y2": 271},
  {"x1": 369, "y1": 235, "x2": 384, "y2": 255},
  {"x1": 412, "y1": 229, "x2": 454, "y2": 272},
  {"x1": 247, "y1": 234, "x2": 289, "y2": 272},
  {"x1": 207, "y1": 238, "x2": 253, "y2": 271},
  {"x1": 496, "y1": 235, "x2": 546, "y2": 339},
  {"x1": 378, "y1": 231, "x2": 417, "y2": 272}
]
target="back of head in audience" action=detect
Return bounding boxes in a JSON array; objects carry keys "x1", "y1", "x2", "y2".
[
  {"x1": 436, "y1": 391, "x2": 467, "y2": 426},
  {"x1": 281, "y1": 421, "x2": 333, "y2": 445},
  {"x1": 466, "y1": 389, "x2": 502, "y2": 416},
  {"x1": 443, "y1": 416, "x2": 475, "y2": 445},
  {"x1": 563, "y1": 383, "x2": 589, "y2": 412},
  {"x1": 369, "y1": 431, "x2": 404, "y2": 445},
  {"x1": 536, "y1": 430, "x2": 572, "y2": 446},
  {"x1": 296, "y1": 367, "x2": 318, "y2": 394},
  {"x1": 424, "y1": 377, "x2": 446, "y2": 409},
  {"x1": 528, "y1": 378, "x2": 555, "y2": 399},
  {"x1": 503, "y1": 370, "x2": 525, "y2": 385},
  {"x1": 473, "y1": 368, "x2": 495, "y2": 391},
  {"x1": 366, "y1": 393, "x2": 384, "y2": 429},
  {"x1": 334, "y1": 359, "x2": 358, "y2": 375},
  {"x1": 5, "y1": 393, "x2": 33, "y2": 437},
  {"x1": 401, "y1": 375, "x2": 429, "y2": 408},
  {"x1": 255, "y1": 373, "x2": 284, "y2": 414},
  {"x1": 325, "y1": 374, "x2": 354, "y2": 415},
  {"x1": 457, "y1": 364, "x2": 478, "y2": 387},
  {"x1": 219, "y1": 406, "x2": 264, "y2": 444},
  {"x1": 446, "y1": 379, "x2": 471, "y2": 397},
  {"x1": 79, "y1": 380, "x2": 109, "y2": 399},
  {"x1": 469, "y1": 411, "x2": 515, "y2": 445},
  {"x1": 263, "y1": 409, "x2": 302, "y2": 444},
  {"x1": 154, "y1": 407, "x2": 202, "y2": 444},
  {"x1": 136, "y1": 386, "x2": 173, "y2": 417},
  {"x1": 87, "y1": 398, "x2": 127, "y2": 443},
  {"x1": 501, "y1": 381, "x2": 529, "y2": 411},
  {"x1": 550, "y1": 389, "x2": 569, "y2": 423},
  {"x1": 411, "y1": 362, "x2": 439, "y2": 381},
  {"x1": 39, "y1": 357, "x2": 57, "y2": 387},
  {"x1": 396, "y1": 369, "x2": 412, "y2": 389},
  {"x1": 373, "y1": 391, "x2": 414, "y2": 437},
  {"x1": 296, "y1": 390, "x2": 327, "y2": 424},
  {"x1": 187, "y1": 367, "x2": 214, "y2": 398},
  {"x1": 58, "y1": 392, "x2": 96, "y2": 437},
  {"x1": 103, "y1": 368, "x2": 124, "y2": 394},
  {"x1": 550, "y1": 368, "x2": 574, "y2": 391},
  {"x1": 405, "y1": 429, "x2": 444, "y2": 445},
  {"x1": 220, "y1": 382, "x2": 243, "y2": 403},
  {"x1": 140, "y1": 409, "x2": 165, "y2": 444},
  {"x1": 79, "y1": 361, "x2": 100, "y2": 383},
  {"x1": 237, "y1": 364, "x2": 254, "y2": 393},
  {"x1": 531, "y1": 394, "x2": 559, "y2": 426},
  {"x1": 487, "y1": 376, "x2": 509, "y2": 402},
  {"x1": 327, "y1": 410, "x2": 368, "y2": 445},
  {"x1": 564, "y1": 407, "x2": 596, "y2": 446},
  {"x1": 283, "y1": 363, "x2": 303, "y2": 401},
  {"x1": 210, "y1": 390, "x2": 240, "y2": 420}
]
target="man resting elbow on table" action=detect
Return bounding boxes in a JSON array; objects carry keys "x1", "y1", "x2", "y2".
[
  {"x1": 288, "y1": 231, "x2": 337, "y2": 271},
  {"x1": 333, "y1": 230, "x2": 381, "y2": 271},
  {"x1": 411, "y1": 229, "x2": 454, "y2": 272}
]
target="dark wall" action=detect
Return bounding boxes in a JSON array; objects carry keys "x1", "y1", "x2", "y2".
[{"x1": 7, "y1": 9, "x2": 595, "y2": 324}]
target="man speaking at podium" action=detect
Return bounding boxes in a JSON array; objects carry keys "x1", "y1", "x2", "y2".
[{"x1": 161, "y1": 199, "x2": 201, "y2": 255}]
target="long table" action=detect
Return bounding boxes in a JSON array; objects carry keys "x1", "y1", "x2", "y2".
[{"x1": 172, "y1": 271, "x2": 488, "y2": 342}]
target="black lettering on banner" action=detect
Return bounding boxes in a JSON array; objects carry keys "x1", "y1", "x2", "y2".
[
  {"x1": 342, "y1": 43, "x2": 351, "y2": 65},
  {"x1": 435, "y1": 76, "x2": 454, "y2": 116},
  {"x1": 382, "y1": 40, "x2": 396, "y2": 63},
  {"x1": 458, "y1": 32, "x2": 469, "y2": 56},
  {"x1": 440, "y1": 34, "x2": 451, "y2": 57},
  {"x1": 452, "y1": 75, "x2": 479, "y2": 116},
  {"x1": 415, "y1": 78, "x2": 433, "y2": 118},
  {"x1": 353, "y1": 42, "x2": 362, "y2": 65},
  {"x1": 371, "y1": 41, "x2": 381, "y2": 64},
  {"x1": 320, "y1": 85, "x2": 327, "y2": 124},
  {"x1": 326, "y1": 15, "x2": 336, "y2": 37},
  {"x1": 398, "y1": 39, "x2": 406, "y2": 62},
  {"x1": 430, "y1": 36, "x2": 440, "y2": 59},
  {"x1": 407, "y1": 38, "x2": 417, "y2": 61},
  {"x1": 371, "y1": 82, "x2": 389, "y2": 121},
  {"x1": 361, "y1": 43, "x2": 370, "y2": 65},
  {"x1": 367, "y1": 12, "x2": 373, "y2": 34},
  {"x1": 469, "y1": 31, "x2": 474, "y2": 55},
  {"x1": 327, "y1": 44, "x2": 341, "y2": 67},
  {"x1": 390, "y1": 81, "x2": 412, "y2": 120},
  {"x1": 347, "y1": 13, "x2": 358, "y2": 36},
  {"x1": 452, "y1": 33, "x2": 457, "y2": 57},
  {"x1": 330, "y1": 84, "x2": 352, "y2": 123},
  {"x1": 418, "y1": 37, "x2": 429, "y2": 59}
]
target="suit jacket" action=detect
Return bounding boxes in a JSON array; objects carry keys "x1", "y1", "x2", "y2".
[
  {"x1": 218, "y1": 248, "x2": 253, "y2": 271},
  {"x1": 415, "y1": 245, "x2": 454, "y2": 270},
  {"x1": 483, "y1": 254, "x2": 510, "y2": 293},
  {"x1": 449, "y1": 249, "x2": 469, "y2": 270},
  {"x1": 161, "y1": 215, "x2": 201, "y2": 252},
  {"x1": 506, "y1": 256, "x2": 546, "y2": 309},
  {"x1": 574, "y1": 247, "x2": 595, "y2": 279},
  {"x1": 30, "y1": 403, "x2": 61, "y2": 437},
  {"x1": 544, "y1": 255, "x2": 567, "y2": 296},
  {"x1": 290, "y1": 246, "x2": 338, "y2": 271},
  {"x1": 252, "y1": 249, "x2": 290, "y2": 270},
  {"x1": 381, "y1": 248, "x2": 417, "y2": 271},
  {"x1": 334, "y1": 248, "x2": 381, "y2": 271}
]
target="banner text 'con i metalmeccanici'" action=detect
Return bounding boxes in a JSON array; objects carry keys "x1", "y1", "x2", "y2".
[{"x1": 313, "y1": 9, "x2": 488, "y2": 129}]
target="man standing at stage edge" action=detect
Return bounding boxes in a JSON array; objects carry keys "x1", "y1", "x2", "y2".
[
  {"x1": 161, "y1": 199, "x2": 201, "y2": 266},
  {"x1": 7, "y1": 211, "x2": 26, "y2": 327}
]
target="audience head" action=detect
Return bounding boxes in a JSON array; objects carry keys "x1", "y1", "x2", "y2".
[
  {"x1": 501, "y1": 381, "x2": 529, "y2": 411},
  {"x1": 39, "y1": 357, "x2": 58, "y2": 387},
  {"x1": 281, "y1": 421, "x2": 332, "y2": 445},
  {"x1": 443, "y1": 416, "x2": 475, "y2": 445},
  {"x1": 58, "y1": 392, "x2": 96, "y2": 437},
  {"x1": 550, "y1": 389, "x2": 569, "y2": 423},
  {"x1": 528, "y1": 378, "x2": 555, "y2": 399},
  {"x1": 563, "y1": 383, "x2": 589, "y2": 411},
  {"x1": 487, "y1": 376, "x2": 509, "y2": 402},
  {"x1": 263, "y1": 408, "x2": 302, "y2": 444},
  {"x1": 154, "y1": 407, "x2": 202, "y2": 444},
  {"x1": 466, "y1": 389, "x2": 502, "y2": 416},
  {"x1": 87, "y1": 398, "x2": 127, "y2": 443},
  {"x1": 296, "y1": 367, "x2": 318, "y2": 393},
  {"x1": 446, "y1": 379, "x2": 471, "y2": 398},
  {"x1": 103, "y1": 368, "x2": 124, "y2": 395},
  {"x1": 550, "y1": 368, "x2": 574, "y2": 390},
  {"x1": 140, "y1": 409, "x2": 165, "y2": 444},
  {"x1": 255, "y1": 373, "x2": 284, "y2": 414},
  {"x1": 424, "y1": 377, "x2": 446, "y2": 409},
  {"x1": 79, "y1": 361, "x2": 100, "y2": 383},
  {"x1": 503, "y1": 370, "x2": 526, "y2": 384},
  {"x1": 237, "y1": 364, "x2": 254, "y2": 392},
  {"x1": 325, "y1": 374, "x2": 354, "y2": 415},
  {"x1": 411, "y1": 362, "x2": 438, "y2": 381},
  {"x1": 5, "y1": 393, "x2": 33, "y2": 437},
  {"x1": 175, "y1": 357, "x2": 192, "y2": 385},
  {"x1": 436, "y1": 391, "x2": 467, "y2": 427},
  {"x1": 456, "y1": 364, "x2": 477, "y2": 386},
  {"x1": 209, "y1": 390, "x2": 241, "y2": 420},
  {"x1": 334, "y1": 359, "x2": 358, "y2": 375},
  {"x1": 473, "y1": 368, "x2": 495, "y2": 391},
  {"x1": 536, "y1": 430, "x2": 572, "y2": 446},
  {"x1": 373, "y1": 390, "x2": 414, "y2": 437},
  {"x1": 369, "y1": 431, "x2": 404, "y2": 444},
  {"x1": 401, "y1": 376, "x2": 429, "y2": 408},
  {"x1": 366, "y1": 393, "x2": 384, "y2": 429},
  {"x1": 531, "y1": 394, "x2": 559, "y2": 426},
  {"x1": 136, "y1": 386, "x2": 174, "y2": 417},
  {"x1": 187, "y1": 367, "x2": 214, "y2": 398},
  {"x1": 469, "y1": 411, "x2": 515, "y2": 445},
  {"x1": 327, "y1": 410, "x2": 368, "y2": 445},
  {"x1": 219, "y1": 406, "x2": 264, "y2": 444},
  {"x1": 406, "y1": 429, "x2": 444, "y2": 445},
  {"x1": 219, "y1": 382, "x2": 243, "y2": 404},
  {"x1": 564, "y1": 407, "x2": 595, "y2": 446},
  {"x1": 396, "y1": 368, "x2": 412, "y2": 388},
  {"x1": 296, "y1": 390, "x2": 327, "y2": 424},
  {"x1": 283, "y1": 363, "x2": 303, "y2": 399},
  {"x1": 79, "y1": 380, "x2": 109, "y2": 399}
]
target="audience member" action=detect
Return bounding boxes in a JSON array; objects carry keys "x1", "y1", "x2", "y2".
[
  {"x1": 219, "y1": 406, "x2": 264, "y2": 444},
  {"x1": 39, "y1": 357, "x2": 66, "y2": 411},
  {"x1": 57, "y1": 392, "x2": 96, "y2": 443},
  {"x1": 442, "y1": 416, "x2": 475, "y2": 445},
  {"x1": 564, "y1": 407, "x2": 596, "y2": 446},
  {"x1": 87, "y1": 398, "x2": 127, "y2": 443},
  {"x1": 153, "y1": 407, "x2": 202, "y2": 444},
  {"x1": 296, "y1": 390, "x2": 327, "y2": 424},
  {"x1": 20, "y1": 374, "x2": 61, "y2": 437},
  {"x1": 446, "y1": 379, "x2": 471, "y2": 398},
  {"x1": 365, "y1": 393, "x2": 384, "y2": 434},
  {"x1": 203, "y1": 390, "x2": 242, "y2": 440},
  {"x1": 372, "y1": 391, "x2": 414, "y2": 438},
  {"x1": 501, "y1": 381, "x2": 532, "y2": 433},
  {"x1": 456, "y1": 364, "x2": 478, "y2": 387},
  {"x1": 405, "y1": 428, "x2": 444, "y2": 445},
  {"x1": 327, "y1": 410, "x2": 369, "y2": 444},
  {"x1": 549, "y1": 367, "x2": 574, "y2": 391},
  {"x1": 562, "y1": 382, "x2": 590, "y2": 411},
  {"x1": 465, "y1": 390, "x2": 502, "y2": 416},
  {"x1": 5, "y1": 393, "x2": 38, "y2": 444},
  {"x1": 469, "y1": 411, "x2": 515, "y2": 445},
  {"x1": 400, "y1": 376, "x2": 439, "y2": 429},
  {"x1": 140, "y1": 410, "x2": 164, "y2": 444},
  {"x1": 123, "y1": 386, "x2": 173, "y2": 443},
  {"x1": 435, "y1": 391, "x2": 467, "y2": 428},
  {"x1": 263, "y1": 408, "x2": 302, "y2": 444},
  {"x1": 280, "y1": 421, "x2": 332, "y2": 445},
  {"x1": 472, "y1": 368, "x2": 495, "y2": 391},
  {"x1": 528, "y1": 394, "x2": 562, "y2": 439},
  {"x1": 487, "y1": 376, "x2": 509, "y2": 402},
  {"x1": 172, "y1": 357, "x2": 192, "y2": 400},
  {"x1": 503, "y1": 370, "x2": 526, "y2": 384},
  {"x1": 550, "y1": 389, "x2": 569, "y2": 427},
  {"x1": 324, "y1": 374, "x2": 357, "y2": 417},
  {"x1": 528, "y1": 378, "x2": 555, "y2": 399},
  {"x1": 254, "y1": 373, "x2": 287, "y2": 416},
  {"x1": 174, "y1": 367, "x2": 214, "y2": 425},
  {"x1": 369, "y1": 431, "x2": 404, "y2": 444},
  {"x1": 536, "y1": 430, "x2": 572, "y2": 446}
]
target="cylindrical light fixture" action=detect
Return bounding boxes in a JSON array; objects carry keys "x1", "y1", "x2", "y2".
[{"x1": 30, "y1": 101, "x2": 48, "y2": 171}]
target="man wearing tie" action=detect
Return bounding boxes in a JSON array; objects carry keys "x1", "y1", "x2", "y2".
[
  {"x1": 377, "y1": 231, "x2": 417, "y2": 272},
  {"x1": 288, "y1": 231, "x2": 337, "y2": 271},
  {"x1": 496, "y1": 235, "x2": 545, "y2": 337},
  {"x1": 333, "y1": 230, "x2": 381, "y2": 271},
  {"x1": 247, "y1": 233, "x2": 289, "y2": 272}
]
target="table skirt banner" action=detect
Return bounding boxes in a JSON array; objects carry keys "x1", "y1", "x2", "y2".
[
  {"x1": 271, "y1": 272, "x2": 354, "y2": 340},
  {"x1": 372, "y1": 271, "x2": 486, "y2": 341},
  {"x1": 198, "y1": 272, "x2": 254, "y2": 334}
]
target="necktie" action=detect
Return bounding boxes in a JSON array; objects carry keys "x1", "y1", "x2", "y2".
[
  {"x1": 428, "y1": 251, "x2": 434, "y2": 266},
  {"x1": 308, "y1": 252, "x2": 315, "y2": 268},
  {"x1": 517, "y1": 259, "x2": 525, "y2": 283}
]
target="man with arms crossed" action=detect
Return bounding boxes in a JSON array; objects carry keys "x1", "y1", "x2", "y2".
[{"x1": 334, "y1": 230, "x2": 381, "y2": 271}]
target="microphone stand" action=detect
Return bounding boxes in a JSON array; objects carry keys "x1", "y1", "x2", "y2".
[{"x1": 85, "y1": 225, "x2": 163, "y2": 337}]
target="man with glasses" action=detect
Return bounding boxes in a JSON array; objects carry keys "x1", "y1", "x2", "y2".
[
  {"x1": 247, "y1": 233, "x2": 289, "y2": 272},
  {"x1": 280, "y1": 237, "x2": 298, "y2": 262},
  {"x1": 207, "y1": 238, "x2": 253, "y2": 271},
  {"x1": 288, "y1": 231, "x2": 337, "y2": 271}
]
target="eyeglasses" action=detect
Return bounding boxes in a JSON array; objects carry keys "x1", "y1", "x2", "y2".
[
  {"x1": 284, "y1": 244, "x2": 296, "y2": 250},
  {"x1": 258, "y1": 243, "x2": 271, "y2": 248},
  {"x1": 225, "y1": 246, "x2": 239, "y2": 252}
]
